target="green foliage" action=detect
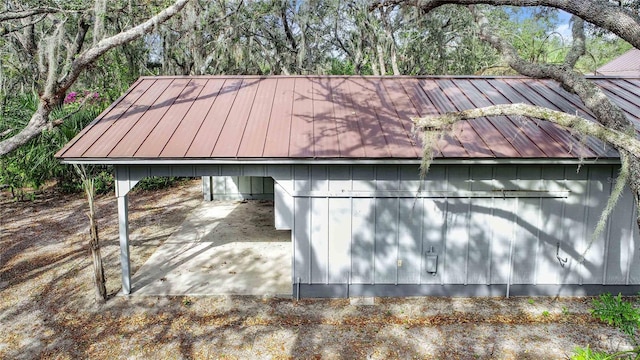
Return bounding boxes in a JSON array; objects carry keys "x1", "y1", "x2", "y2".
[
  {"x1": 571, "y1": 293, "x2": 640, "y2": 359},
  {"x1": 58, "y1": 169, "x2": 114, "y2": 195},
  {"x1": 495, "y1": 7, "x2": 565, "y2": 65},
  {"x1": 591, "y1": 293, "x2": 640, "y2": 344},
  {"x1": 136, "y1": 177, "x2": 184, "y2": 191},
  {"x1": 577, "y1": 38, "x2": 633, "y2": 74},
  {"x1": 0, "y1": 92, "x2": 108, "y2": 199},
  {"x1": 329, "y1": 59, "x2": 357, "y2": 75},
  {"x1": 571, "y1": 346, "x2": 613, "y2": 360}
]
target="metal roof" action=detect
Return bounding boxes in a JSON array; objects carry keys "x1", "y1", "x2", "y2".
[
  {"x1": 596, "y1": 49, "x2": 640, "y2": 76},
  {"x1": 56, "y1": 75, "x2": 640, "y2": 163}
]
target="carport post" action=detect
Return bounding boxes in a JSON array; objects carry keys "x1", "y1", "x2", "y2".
[
  {"x1": 202, "y1": 176, "x2": 213, "y2": 201},
  {"x1": 118, "y1": 194, "x2": 131, "y2": 294}
]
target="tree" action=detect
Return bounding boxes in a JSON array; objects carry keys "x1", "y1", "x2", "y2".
[
  {"x1": 373, "y1": 0, "x2": 640, "y2": 231},
  {"x1": 0, "y1": 0, "x2": 191, "y2": 157}
]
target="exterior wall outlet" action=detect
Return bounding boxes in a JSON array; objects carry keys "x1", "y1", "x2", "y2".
[{"x1": 397, "y1": 259, "x2": 402, "y2": 267}]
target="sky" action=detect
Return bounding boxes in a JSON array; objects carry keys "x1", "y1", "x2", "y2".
[{"x1": 554, "y1": 10, "x2": 573, "y2": 39}]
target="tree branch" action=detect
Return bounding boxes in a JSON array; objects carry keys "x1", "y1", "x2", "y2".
[
  {"x1": 0, "y1": 0, "x2": 191, "y2": 157},
  {"x1": 370, "y1": 0, "x2": 640, "y2": 50},
  {"x1": 0, "y1": 14, "x2": 47, "y2": 36},
  {"x1": 59, "y1": 0, "x2": 190, "y2": 92},
  {"x1": 412, "y1": 103, "x2": 640, "y2": 156},
  {"x1": 563, "y1": 15, "x2": 585, "y2": 68},
  {"x1": 0, "y1": 7, "x2": 59, "y2": 22},
  {"x1": 470, "y1": 6, "x2": 633, "y2": 134}
]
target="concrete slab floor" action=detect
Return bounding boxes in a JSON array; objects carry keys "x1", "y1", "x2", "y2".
[{"x1": 129, "y1": 200, "x2": 292, "y2": 297}]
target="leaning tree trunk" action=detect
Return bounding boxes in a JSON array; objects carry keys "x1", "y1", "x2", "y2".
[
  {"x1": 75, "y1": 164, "x2": 107, "y2": 302},
  {"x1": 86, "y1": 180, "x2": 107, "y2": 302}
]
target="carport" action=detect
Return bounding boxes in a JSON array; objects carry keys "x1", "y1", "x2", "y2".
[
  {"x1": 130, "y1": 198, "x2": 291, "y2": 296},
  {"x1": 56, "y1": 75, "x2": 640, "y2": 298}
]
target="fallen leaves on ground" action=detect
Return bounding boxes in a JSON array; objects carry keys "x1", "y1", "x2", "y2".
[{"x1": 0, "y1": 180, "x2": 633, "y2": 359}]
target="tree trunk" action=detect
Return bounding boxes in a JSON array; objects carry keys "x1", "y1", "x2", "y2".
[
  {"x1": 377, "y1": 43, "x2": 387, "y2": 75},
  {"x1": 0, "y1": 0, "x2": 190, "y2": 157},
  {"x1": 0, "y1": 102, "x2": 52, "y2": 155},
  {"x1": 88, "y1": 203, "x2": 107, "y2": 302},
  {"x1": 76, "y1": 165, "x2": 107, "y2": 302}
]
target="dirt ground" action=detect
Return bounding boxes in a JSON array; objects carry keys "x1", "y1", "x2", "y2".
[{"x1": 0, "y1": 179, "x2": 634, "y2": 359}]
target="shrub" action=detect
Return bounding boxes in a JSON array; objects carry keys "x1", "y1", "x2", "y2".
[
  {"x1": 591, "y1": 293, "x2": 640, "y2": 344},
  {"x1": 136, "y1": 176, "x2": 185, "y2": 191},
  {"x1": 0, "y1": 92, "x2": 108, "y2": 199},
  {"x1": 572, "y1": 293, "x2": 640, "y2": 359},
  {"x1": 571, "y1": 345, "x2": 612, "y2": 360}
]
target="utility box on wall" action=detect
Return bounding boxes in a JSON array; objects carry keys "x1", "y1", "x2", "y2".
[{"x1": 425, "y1": 252, "x2": 438, "y2": 274}]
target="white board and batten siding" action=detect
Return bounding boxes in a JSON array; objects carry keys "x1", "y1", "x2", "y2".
[
  {"x1": 275, "y1": 164, "x2": 640, "y2": 297},
  {"x1": 202, "y1": 176, "x2": 274, "y2": 201}
]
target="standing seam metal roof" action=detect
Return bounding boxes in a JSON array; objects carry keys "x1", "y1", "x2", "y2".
[
  {"x1": 56, "y1": 75, "x2": 640, "y2": 161},
  {"x1": 596, "y1": 49, "x2": 640, "y2": 76}
]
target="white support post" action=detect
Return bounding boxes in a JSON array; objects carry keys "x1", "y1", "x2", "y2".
[
  {"x1": 118, "y1": 195, "x2": 131, "y2": 295},
  {"x1": 202, "y1": 176, "x2": 213, "y2": 201}
]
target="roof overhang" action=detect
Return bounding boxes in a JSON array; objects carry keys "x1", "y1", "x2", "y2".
[
  {"x1": 59, "y1": 157, "x2": 622, "y2": 166},
  {"x1": 55, "y1": 75, "x2": 637, "y2": 164}
]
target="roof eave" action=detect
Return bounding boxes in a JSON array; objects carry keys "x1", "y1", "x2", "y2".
[{"x1": 58, "y1": 157, "x2": 622, "y2": 166}]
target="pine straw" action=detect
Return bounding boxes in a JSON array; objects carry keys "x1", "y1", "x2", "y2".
[{"x1": 0, "y1": 180, "x2": 634, "y2": 359}]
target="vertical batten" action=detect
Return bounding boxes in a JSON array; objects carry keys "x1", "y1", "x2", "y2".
[
  {"x1": 606, "y1": 168, "x2": 631, "y2": 284},
  {"x1": 487, "y1": 197, "x2": 496, "y2": 286},
  {"x1": 602, "y1": 177, "x2": 613, "y2": 285},
  {"x1": 626, "y1": 205, "x2": 635, "y2": 285},
  {"x1": 395, "y1": 199, "x2": 401, "y2": 285},
  {"x1": 579, "y1": 167, "x2": 592, "y2": 285},
  {"x1": 507, "y1": 197, "x2": 519, "y2": 296},
  {"x1": 374, "y1": 197, "x2": 399, "y2": 283},
  {"x1": 533, "y1": 197, "x2": 542, "y2": 286},
  {"x1": 557, "y1": 169, "x2": 566, "y2": 285},
  {"x1": 310, "y1": 197, "x2": 329, "y2": 284},
  {"x1": 464, "y1": 200, "x2": 471, "y2": 286},
  {"x1": 293, "y1": 197, "x2": 311, "y2": 284}
]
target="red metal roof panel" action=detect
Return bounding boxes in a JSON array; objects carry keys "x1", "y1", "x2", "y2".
[
  {"x1": 185, "y1": 79, "x2": 242, "y2": 157},
  {"x1": 134, "y1": 79, "x2": 207, "y2": 157},
  {"x1": 347, "y1": 78, "x2": 392, "y2": 158},
  {"x1": 56, "y1": 75, "x2": 640, "y2": 162},
  {"x1": 108, "y1": 78, "x2": 190, "y2": 157},
  {"x1": 160, "y1": 79, "x2": 225, "y2": 157},
  {"x1": 288, "y1": 78, "x2": 315, "y2": 158},
  {"x1": 60, "y1": 79, "x2": 155, "y2": 158},
  {"x1": 237, "y1": 78, "x2": 278, "y2": 157},
  {"x1": 398, "y1": 78, "x2": 467, "y2": 158},
  {"x1": 597, "y1": 49, "x2": 640, "y2": 76},
  {"x1": 263, "y1": 78, "x2": 295, "y2": 157},
  {"x1": 311, "y1": 77, "x2": 341, "y2": 157},
  {"x1": 330, "y1": 78, "x2": 366, "y2": 158},
  {"x1": 210, "y1": 79, "x2": 260, "y2": 157}
]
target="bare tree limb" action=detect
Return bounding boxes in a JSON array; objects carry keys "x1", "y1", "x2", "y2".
[
  {"x1": 0, "y1": 0, "x2": 191, "y2": 157},
  {"x1": 59, "y1": 0, "x2": 191, "y2": 92},
  {"x1": 0, "y1": 7, "x2": 59, "y2": 22},
  {"x1": 0, "y1": 14, "x2": 47, "y2": 36},
  {"x1": 413, "y1": 103, "x2": 640, "y2": 156}
]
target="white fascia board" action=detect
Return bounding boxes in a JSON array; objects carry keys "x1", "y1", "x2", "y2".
[{"x1": 59, "y1": 157, "x2": 621, "y2": 166}]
